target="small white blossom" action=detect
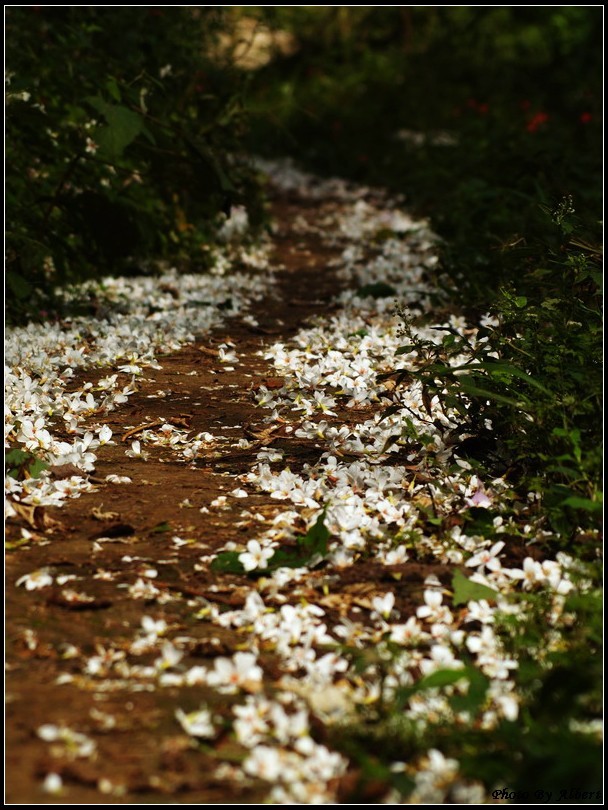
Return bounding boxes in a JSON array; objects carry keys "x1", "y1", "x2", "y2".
[
  {"x1": 105, "y1": 474, "x2": 132, "y2": 484},
  {"x1": 465, "y1": 541, "x2": 505, "y2": 572},
  {"x1": 41, "y1": 773, "x2": 63, "y2": 794},
  {"x1": 155, "y1": 641, "x2": 183, "y2": 671},
  {"x1": 125, "y1": 439, "x2": 148, "y2": 459},
  {"x1": 16, "y1": 569, "x2": 53, "y2": 590},
  {"x1": 206, "y1": 652, "x2": 263, "y2": 693},
  {"x1": 239, "y1": 539, "x2": 274, "y2": 572},
  {"x1": 371, "y1": 591, "x2": 395, "y2": 620},
  {"x1": 243, "y1": 745, "x2": 282, "y2": 781},
  {"x1": 175, "y1": 706, "x2": 215, "y2": 738},
  {"x1": 97, "y1": 425, "x2": 113, "y2": 444}
]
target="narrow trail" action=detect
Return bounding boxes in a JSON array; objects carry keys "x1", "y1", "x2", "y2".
[
  {"x1": 6, "y1": 188, "x2": 350, "y2": 803},
  {"x1": 6, "y1": 165, "x2": 580, "y2": 804}
]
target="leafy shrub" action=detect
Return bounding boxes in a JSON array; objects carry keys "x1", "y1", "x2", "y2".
[
  {"x1": 388, "y1": 201, "x2": 602, "y2": 540},
  {"x1": 6, "y1": 7, "x2": 264, "y2": 321}
]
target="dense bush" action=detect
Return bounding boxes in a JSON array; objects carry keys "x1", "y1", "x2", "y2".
[
  {"x1": 243, "y1": 5, "x2": 602, "y2": 538},
  {"x1": 391, "y1": 206, "x2": 602, "y2": 539},
  {"x1": 6, "y1": 7, "x2": 264, "y2": 321}
]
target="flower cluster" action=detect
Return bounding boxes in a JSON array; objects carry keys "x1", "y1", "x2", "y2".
[{"x1": 6, "y1": 253, "x2": 275, "y2": 509}]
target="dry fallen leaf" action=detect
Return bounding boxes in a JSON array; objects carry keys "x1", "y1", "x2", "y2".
[
  {"x1": 243, "y1": 422, "x2": 283, "y2": 443},
  {"x1": 91, "y1": 505, "x2": 120, "y2": 521},
  {"x1": 48, "y1": 463, "x2": 88, "y2": 479},
  {"x1": 189, "y1": 638, "x2": 234, "y2": 657},
  {"x1": 47, "y1": 589, "x2": 112, "y2": 610},
  {"x1": 342, "y1": 582, "x2": 379, "y2": 611},
  {"x1": 122, "y1": 419, "x2": 164, "y2": 442},
  {"x1": 318, "y1": 593, "x2": 353, "y2": 616},
  {"x1": 198, "y1": 346, "x2": 220, "y2": 358},
  {"x1": 8, "y1": 501, "x2": 63, "y2": 531},
  {"x1": 251, "y1": 376, "x2": 285, "y2": 390},
  {"x1": 8, "y1": 501, "x2": 37, "y2": 528}
]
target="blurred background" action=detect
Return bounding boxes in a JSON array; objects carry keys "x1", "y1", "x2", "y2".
[{"x1": 6, "y1": 6, "x2": 602, "y2": 314}]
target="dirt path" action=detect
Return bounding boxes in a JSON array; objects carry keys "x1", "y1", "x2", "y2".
[
  {"x1": 5, "y1": 189, "x2": 357, "y2": 803},
  {"x1": 6, "y1": 165, "x2": 586, "y2": 804}
]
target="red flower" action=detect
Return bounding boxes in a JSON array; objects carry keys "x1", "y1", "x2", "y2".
[
  {"x1": 580, "y1": 112, "x2": 593, "y2": 124},
  {"x1": 526, "y1": 112, "x2": 549, "y2": 133},
  {"x1": 466, "y1": 99, "x2": 489, "y2": 115}
]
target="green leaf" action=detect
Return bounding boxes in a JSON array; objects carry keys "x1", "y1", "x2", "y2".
[
  {"x1": 357, "y1": 282, "x2": 397, "y2": 299},
  {"x1": 210, "y1": 551, "x2": 246, "y2": 574},
  {"x1": 457, "y1": 380, "x2": 527, "y2": 409},
  {"x1": 5, "y1": 448, "x2": 49, "y2": 479},
  {"x1": 5, "y1": 448, "x2": 30, "y2": 469},
  {"x1": 449, "y1": 667, "x2": 490, "y2": 714},
  {"x1": 299, "y1": 508, "x2": 330, "y2": 557},
  {"x1": 6, "y1": 271, "x2": 33, "y2": 300},
  {"x1": 210, "y1": 509, "x2": 330, "y2": 576},
  {"x1": 105, "y1": 78, "x2": 122, "y2": 102},
  {"x1": 541, "y1": 298, "x2": 561, "y2": 311},
  {"x1": 264, "y1": 547, "x2": 307, "y2": 570},
  {"x1": 151, "y1": 521, "x2": 172, "y2": 533},
  {"x1": 418, "y1": 668, "x2": 469, "y2": 689},
  {"x1": 561, "y1": 496, "x2": 602, "y2": 513},
  {"x1": 514, "y1": 296, "x2": 527, "y2": 308},
  {"x1": 390, "y1": 772, "x2": 415, "y2": 797},
  {"x1": 348, "y1": 328, "x2": 369, "y2": 337},
  {"x1": 527, "y1": 267, "x2": 553, "y2": 279},
  {"x1": 553, "y1": 426, "x2": 581, "y2": 442},
  {"x1": 28, "y1": 457, "x2": 49, "y2": 479},
  {"x1": 452, "y1": 569, "x2": 498, "y2": 606},
  {"x1": 545, "y1": 465, "x2": 580, "y2": 479},
  {"x1": 87, "y1": 96, "x2": 144, "y2": 159},
  {"x1": 397, "y1": 665, "x2": 489, "y2": 717},
  {"x1": 455, "y1": 361, "x2": 551, "y2": 395},
  {"x1": 588, "y1": 271, "x2": 603, "y2": 290}
]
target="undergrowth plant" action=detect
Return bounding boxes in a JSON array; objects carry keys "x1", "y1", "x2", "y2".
[
  {"x1": 388, "y1": 200, "x2": 602, "y2": 542},
  {"x1": 5, "y1": 7, "x2": 264, "y2": 322}
]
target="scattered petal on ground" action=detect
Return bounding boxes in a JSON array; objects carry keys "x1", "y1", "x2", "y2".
[{"x1": 5, "y1": 161, "x2": 594, "y2": 804}]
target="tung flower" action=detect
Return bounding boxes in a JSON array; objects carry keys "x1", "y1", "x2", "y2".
[
  {"x1": 239, "y1": 539, "x2": 274, "y2": 572},
  {"x1": 175, "y1": 706, "x2": 215, "y2": 738}
]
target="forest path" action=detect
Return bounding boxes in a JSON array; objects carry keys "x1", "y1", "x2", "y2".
[
  {"x1": 6, "y1": 185, "x2": 356, "y2": 803},
  {"x1": 6, "y1": 165, "x2": 558, "y2": 804}
]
